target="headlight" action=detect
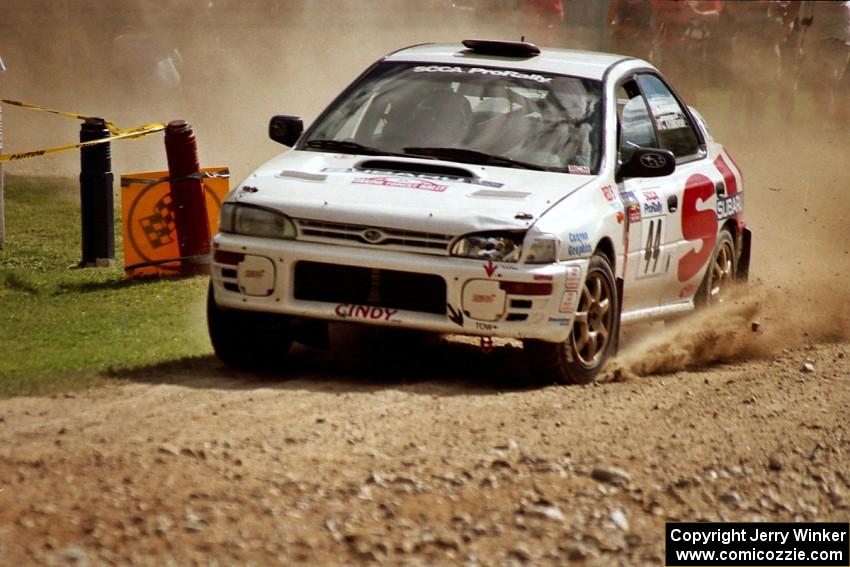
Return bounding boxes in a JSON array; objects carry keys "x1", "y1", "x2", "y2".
[
  {"x1": 525, "y1": 235, "x2": 559, "y2": 264},
  {"x1": 219, "y1": 203, "x2": 296, "y2": 239},
  {"x1": 451, "y1": 232, "x2": 523, "y2": 263}
]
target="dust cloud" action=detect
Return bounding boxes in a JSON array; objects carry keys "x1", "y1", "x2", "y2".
[
  {"x1": 0, "y1": 0, "x2": 588, "y2": 181},
  {"x1": 607, "y1": 280, "x2": 850, "y2": 380},
  {"x1": 1, "y1": 1, "x2": 847, "y2": 374}
]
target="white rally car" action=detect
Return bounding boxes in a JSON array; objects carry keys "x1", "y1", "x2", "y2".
[{"x1": 208, "y1": 39, "x2": 751, "y2": 384}]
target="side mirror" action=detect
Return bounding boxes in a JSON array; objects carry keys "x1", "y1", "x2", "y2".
[
  {"x1": 269, "y1": 115, "x2": 303, "y2": 147},
  {"x1": 617, "y1": 147, "x2": 676, "y2": 180}
]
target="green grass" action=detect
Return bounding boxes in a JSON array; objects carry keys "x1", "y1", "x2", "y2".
[{"x1": 0, "y1": 175, "x2": 212, "y2": 397}]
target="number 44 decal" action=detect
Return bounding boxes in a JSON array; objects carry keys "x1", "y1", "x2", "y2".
[{"x1": 642, "y1": 218, "x2": 663, "y2": 276}]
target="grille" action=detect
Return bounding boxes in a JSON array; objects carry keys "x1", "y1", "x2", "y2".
[
  {"x1": 294, "y1": 261, "x2": 446, "y2": 315},
  {"x1": 295, "y1": 219, "x2": 451, "y2": 255}
]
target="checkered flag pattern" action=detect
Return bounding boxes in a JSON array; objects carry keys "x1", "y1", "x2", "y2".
[{"x1": 139, "y1": 193, "x2": 177, "y2": 249}]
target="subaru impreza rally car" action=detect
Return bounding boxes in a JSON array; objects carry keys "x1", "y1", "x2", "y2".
[{"x1": 208, "y1": 39, "x2": 751, "y2": 384}]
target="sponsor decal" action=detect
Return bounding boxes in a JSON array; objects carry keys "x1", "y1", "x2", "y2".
[
  {"x1": 352, "y1": 176, "x2": 447, "y2": 192},
  {"x1": 484, "y1": 260, "x2": 498, "y2": 278},
  {"x1": 325, "y1": 168, "x2": 503, "y2": 188},
  {"x1": 548, "y1": 317, "x2": 572, "y2": 326},
  {"x1": 643, "y1": 200, "x2": 663, "y2": 215},
  {"x1": 600, "y1": 184, "x2": 624, "y2": 214},
  {"x1": 568, "y1": 165, "x2": 591, "y2": 175},
  {"x1": 335, "y1": 304, "x2": 398, "y2": 322},
  {"x1": 533, "y1": 274, "x2": 554, "y2": 281},
  {"x1": 678, "y1": 152, "x2": 744, "y2": 282},
  {"x1": 622, "y1": 191, "x2": 641, "y2": 224},
  {"x1": 475, "y1": 322, "x2": 498, "y2": 331},
  {"x1": 713, "y1": 153, "x2": 739, "y2": 196},
  {"x1": 412, "y1": 65, "x2": 553, "y2": 84},
  {"x1": 654, "y1": 116, "x2": 687, "y2": 131},
  {"x1": 558, "y1": 291, "x2": 577, "y2": 313},
  {"x1": 566, "y1": 232, "x2": 592, "y2": 256},
  {"x1": 244, "y1": 269, "x2": 265, "y2": 279},
  {"x1": 472, "y1": 293, "x2": 495, "y2": 304},
  {"x1": 641, "y1": 190, "x2": 663, "y2": 216},
  {"x1": 678, "y1": 173, "x2": 717, "y2": 282},
  {"x1": 564, "y1": 266, "x2": 581, "y2": 290},
  {"x1": 447, "y1": 304, "x2": 464, "y2": 327},
  {"x1": 716, "y1": 194, "x2": 743, "y2": 220},
  {"x1": 650, "y1": 100, "x2": 687, "y2": 131}
]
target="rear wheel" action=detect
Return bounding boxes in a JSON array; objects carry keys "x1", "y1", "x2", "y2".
[
  {"x1": 207, "y1": 285, "x2": 293, "y2": 372},
  {"x1": 524, "y1": 254, "x2": 620, "y2": 384},
  {"x1": 695, "y1": 229, "x2": 736, "y2": 306}
]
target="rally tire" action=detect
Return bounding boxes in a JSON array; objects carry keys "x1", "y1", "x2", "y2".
[
  {"x1": 524, "y1": 254, "x2": 620, "y2": 385},
  {"x1": 207, "y1": 285, "x2": 293, "y2": 372},
  {"x1": 695, "y1": 229, "x2": 736, "y2": 307}
]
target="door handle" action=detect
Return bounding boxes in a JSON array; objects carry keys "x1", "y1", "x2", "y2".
[{"x1": 667, "y1": 195, "x2": 678, "y2": 213}]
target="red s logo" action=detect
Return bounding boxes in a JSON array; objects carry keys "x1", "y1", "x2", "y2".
[{"x1": 678, "y1": 173, "x2": 718, "y2": 282}]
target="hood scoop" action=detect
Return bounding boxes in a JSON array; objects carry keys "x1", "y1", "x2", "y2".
[{"x1": 357, "y1": 159, "x2": 477, "y2": 180}]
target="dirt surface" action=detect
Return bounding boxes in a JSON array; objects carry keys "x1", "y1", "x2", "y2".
[{"x1": 0, "y1": 329, "x2": 848, "y2": 566}]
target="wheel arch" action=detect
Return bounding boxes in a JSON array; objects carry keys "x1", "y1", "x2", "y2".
[
  {"x1": 593, "y1": 237, "x2": 622, "y2": 355},
  {"x1": 720, "y1": 218, "x2": 750, "y2": 282},
  {"x1": 593, "y1": 237, "x2": 616, "y2": 273}
]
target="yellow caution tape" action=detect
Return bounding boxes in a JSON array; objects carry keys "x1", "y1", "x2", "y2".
[
  {"x1": 0, "y1": 97, "x2": 169, "y2": 162},
  {"x1": 0, "y1": 122, "x2": 167, "y2": 163},
  {"x1": 1, "y1": 98, "x2": 124, "y2": 134}
]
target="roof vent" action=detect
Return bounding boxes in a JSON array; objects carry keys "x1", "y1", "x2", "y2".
[{"x1": 461, "y1": 39, "x2": 541, "y2": 57}]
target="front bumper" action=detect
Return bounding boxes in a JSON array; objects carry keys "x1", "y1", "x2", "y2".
[{"x1": 210, "y1": 234, "x2": 589, "y2": 343}]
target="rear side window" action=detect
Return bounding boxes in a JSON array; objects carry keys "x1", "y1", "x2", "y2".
[{"x1": 635, "y1": 74, "x2": 702, "y2": 159}]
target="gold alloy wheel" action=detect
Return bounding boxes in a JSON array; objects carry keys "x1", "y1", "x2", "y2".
[
  {"x1": 571, "y1": 271, "x2": 614, "y2": 367},
  {"x1": 708, "y1": 238, "x2": 735, "y2": 303}
]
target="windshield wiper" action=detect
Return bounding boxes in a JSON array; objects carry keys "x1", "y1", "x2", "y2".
[
  {"x1": 403, "y1": 147, "x2": 548, "y2": 171},
  {"x1": 305, "y1": 139, "x2": 414, "y2": 159}
]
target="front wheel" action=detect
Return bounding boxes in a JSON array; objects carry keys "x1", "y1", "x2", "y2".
[
  {"x1": 524, "y1": 254, "x2": 620, "y2": 384},
  {"x1": 207, "y1": 285, "x2": 293, "y2": 372}
]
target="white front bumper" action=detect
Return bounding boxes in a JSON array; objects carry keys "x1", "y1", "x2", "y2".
[{"x1": 210, "y1": 234, "x2": 589, "y2": 343}]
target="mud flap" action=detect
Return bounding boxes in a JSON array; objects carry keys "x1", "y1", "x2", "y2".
[
  {"x1": 613, "y1": 277, "x2": 624, "y2": 356},
  {"x1": 737, "y1": 227, "x2": 752, "y2": 282}
]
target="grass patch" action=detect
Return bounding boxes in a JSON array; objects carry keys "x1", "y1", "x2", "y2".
[{"x1": 0, "y1": 175, "x2": 212, "y2": 397}]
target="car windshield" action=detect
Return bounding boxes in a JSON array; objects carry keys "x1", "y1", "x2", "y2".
[{"x1": 302, "y1": 62, "x2": 604, "y2": 174}]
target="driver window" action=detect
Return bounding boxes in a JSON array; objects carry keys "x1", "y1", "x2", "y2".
[
  {"x1": 635, "y1": 74, "x2": 702, "y2": 159},
  {"x1": 617, "y1": 80, "x2": 657, "y2": 163}
]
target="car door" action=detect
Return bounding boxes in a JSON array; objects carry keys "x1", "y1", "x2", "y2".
[
  {"x1": 633, "y1": 73, "x2": 716, "y2": 306},
  {"x1": 616, "y1": 73, "x2": 710, "y2": 314}
]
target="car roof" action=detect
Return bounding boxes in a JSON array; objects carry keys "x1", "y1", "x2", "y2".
[{"x1": 384, "y1": 42, "x2": 645, "y2": 81}]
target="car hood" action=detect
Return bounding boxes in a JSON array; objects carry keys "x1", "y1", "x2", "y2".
[{"x1": 229, "y1": 150, "x2": 594, "y2": 235}]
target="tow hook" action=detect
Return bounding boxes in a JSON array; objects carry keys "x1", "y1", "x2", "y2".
[{"x1": 480, "y1": 336, "x2": 494, "y2": 353}]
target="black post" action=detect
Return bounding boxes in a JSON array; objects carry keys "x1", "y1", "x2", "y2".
[{"x1": 79, "y1": 117, "x2": 114, "y2": 267}]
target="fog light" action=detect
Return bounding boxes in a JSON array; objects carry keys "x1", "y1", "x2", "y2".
[
  {"x1": 499, "y1": 281, "x2": 553, "y2": 296},
  {"x1": 214, "y1": 250, "x2": 245, "y2": 265}
]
